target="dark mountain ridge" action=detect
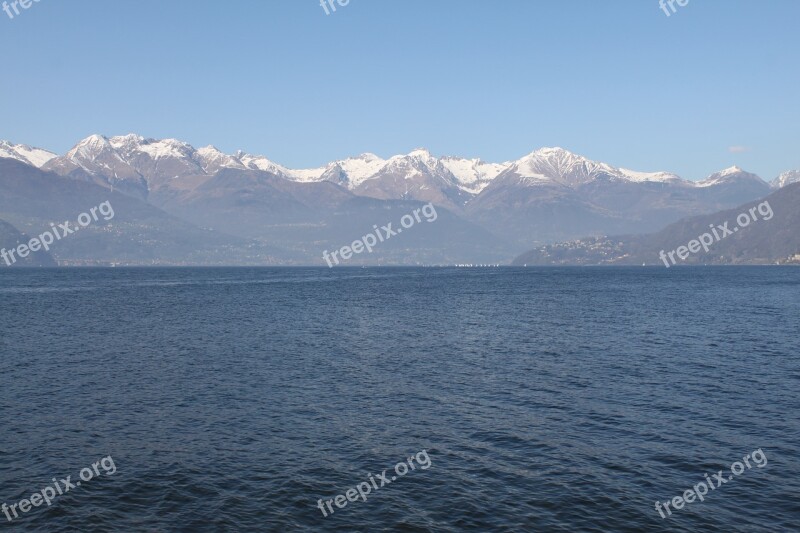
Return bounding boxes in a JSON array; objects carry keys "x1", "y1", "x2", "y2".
[{"x1": 513, "y1": 183, "x2": 800, "y2": 266}]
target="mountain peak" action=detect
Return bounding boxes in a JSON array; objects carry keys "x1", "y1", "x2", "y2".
[
  {"x1": 68, "y1": 134, "x2": 113, "y2": 160},
  {"x1": 508, "y1": 146, "x2": 617, "y2": 186},
  {"x1": 0, "y1": 140, "x2": 57, "y2": 167},
  {"x1": 772, "y1": 169, "x2": 800, "y2": 189},
  {"x1": 198, "y1": 145, "x2": 224, "y2": 154},
  {"x1": 408, "y1": 148, "x2": 433, "y2": 158},
  {"x1": 533, "y1": 146, "x2": 573, "y2": 156},
  {"x1": 10, "y1": 135, "x2": 782, "y2": 197},
  {"x1": 161, "y1": 138, "x2": 190, "y2": 146},
  {"x1": 197, "y1": 145, "x2": 245, "y2": 173},
  {"x1": 110, "y1": 133, "x2": 145, "y2": 143},
  {"x1": 79, "y1": 134, "x2": 111, "y2": 146},
  {"x1": 354, "y1": 152, "x2": 382, "y2": 161},
  {"x1": 521, "y1": 146, "x2": 590, "y2": 166},
  {"x1": 709, "y1": 165, "x2": 754, "y2": 179},
  {"x1": 237, "y1": 152, "x2": 290, "y2": 176},
  {"x1": 697, "y1": 165, "x2": 767, "y2": 188},
  {"x1": 721, "y1": 165, "x2": 744, "y2": 174}
]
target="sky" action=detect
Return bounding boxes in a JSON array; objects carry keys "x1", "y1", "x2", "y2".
[{"x1": 1, "y1": 0, "x2": 799, "y2": 180}]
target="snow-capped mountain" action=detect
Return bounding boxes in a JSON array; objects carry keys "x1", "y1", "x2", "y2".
[
  {"x1": 327, "y1": 153, "x2": 387, "y2": 187},
  {"x1": 226, "y1": 152, "x2": 387, "y2": 186},
  {"x1": 288, "y1": 153, "x2": 387, "y2": 187},
  {"x1": 42, "y1": 135, "x2": 389, "y2": 196},
  {"x1": 696, "y1": 166, "x2": 763, "y2": 187},
  {"x1": 466, "y1": 152, "x2": 774, "y2": 247},
  {"x1": 502, "y1": 147, "x2": 619, "y2": 186},
  {"x1": 196, "y1": 146, "x2": 247, "y2": 174},
  {"x1": 0, "y1": 140, "x2": 57, "y2": 167},
  {"x1": 43, "y1": 134, "x2": 326, "y2": 199},
  {"x1": 5, "y1": 133, "x2": 785, "y2": 232},
  {"x1": 41, "y1": 135, "x2": 149, "y2": 197},
  {"x1": 2, "y1": 133, "x2": 792, "y2": 264},
  {"x1": 772, "y1": 170, "x2": 800, "y2": 189},
  {"x1": 617, "y1": 168, "x2": 684, "y2": 184},
  {"x1": 236, "y1": 151, "x2": 293, "y2": 177},
  {"x1": 25, "y1": 134, "x2": 791, "y2": 200},
  {"x1": 310, "y1": 152, "x2": 506, "y2": 198},
  {"x1": 42, "y1": 134, "x2": 209, "y2": 197},
  {"x1": 692, "y1": 166, "x2": 772, "y2": 205},
  {"x1": 494, "y1": 147, "x2": 686, "y2": 188},
  {"x1": 440, "y1": 156, "x2": 509, "y2": 194},
  {"x1": 353, "y1": 149, "x2": 471, "y2": 209}
]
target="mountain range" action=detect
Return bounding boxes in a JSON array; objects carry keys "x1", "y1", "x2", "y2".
[{"x1": 0, "y1": 134, "x2": 797, "y2": 265}]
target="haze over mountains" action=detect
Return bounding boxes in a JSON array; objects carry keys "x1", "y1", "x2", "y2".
[
  {"x1": 0, "y1": 134, "x2": 797, "y2": 266},
  {"x1": 513, "y1": 183, "x2": 800, "y2": 267},
  {"x1": 0, "y1": 217, "x2": 56, "y2": 267}
]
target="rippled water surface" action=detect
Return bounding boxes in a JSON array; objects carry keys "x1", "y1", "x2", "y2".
[{"x1": 1, "y1": 267, "x2": 798, "y2": 532}]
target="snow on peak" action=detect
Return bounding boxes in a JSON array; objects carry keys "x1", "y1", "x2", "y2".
[
  {"x1": 502, "y1": 147, "x2": 692, "y2": 187},
  {"x1": 408, "y1": 148, "x2": 433, "y2": 158},
  {"x1": 383, "y1": 149, "x2": 452, "y2": 180},
  {"x1": 326, "y1": 153, "x2": 387, "y2": 187},
  {"x1": 383, "y1": 148, "x2": 440, "y2": 172},
  {"x1": 68, "y1": 134, "x2": 113, "y2": 161},
  {"x1": 198, "y1": 145, "x2": 223, "y2": 154},
  {"x1": 83, "y1": 134, "x2": 110, "y2": 144},
  {"x1": 510, "y1": 147, "x2": 617, "y2": 186},
  {"x1": 0, "y1": 140, "x2": 57, "y2": 167},
  {"x1": 440, "y1": 156, "x2": 510, "y2": 193},
  {"x1": 697, "y1": 166, "x2": 765, "y2": 188},
  {"x1": 527, "y1": 147, "x2": 589, "y2": 164},
  {"x1": 137, "y1": 138, "x2": 194, "y2": 160},
  {"x1": 532, "y1": 146, "x2": 570, "y2": 156},
  {"x1": 70, "y1": 133, "x2": 198, "y2": 164},
  {"x1": 238, "y1": 153, "x2": 291, "y2": 176},
  {"x1": 772, "y1": 169, "x2": 800, "y2": 189},
  {"x1": 618, "y1": 168, "x2": 683, "y2": 184},
  {"x1": 197, "y1": 145, "x2": 246, "y2": 172},
  {"x1": 109, "y1": 134, "x2": 145, "y2": 148},
  {"x1": 21, "y1": 134, "x2": 779, "y2": 195},
  {"x1": 197, "y1": 145, "x2": 236, "y2": 160},
  {"x1": 721, "y1": 165, "x2": 744, "y2": 175}
]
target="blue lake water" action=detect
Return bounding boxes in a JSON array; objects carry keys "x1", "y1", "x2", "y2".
[{"x1": 0, "y1": 267, "x2": 798, "y2": 532}]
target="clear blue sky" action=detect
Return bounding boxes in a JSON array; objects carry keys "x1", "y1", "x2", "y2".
[{"x1": 1, "y1": 0, "x2": 798, "y2": 180}]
